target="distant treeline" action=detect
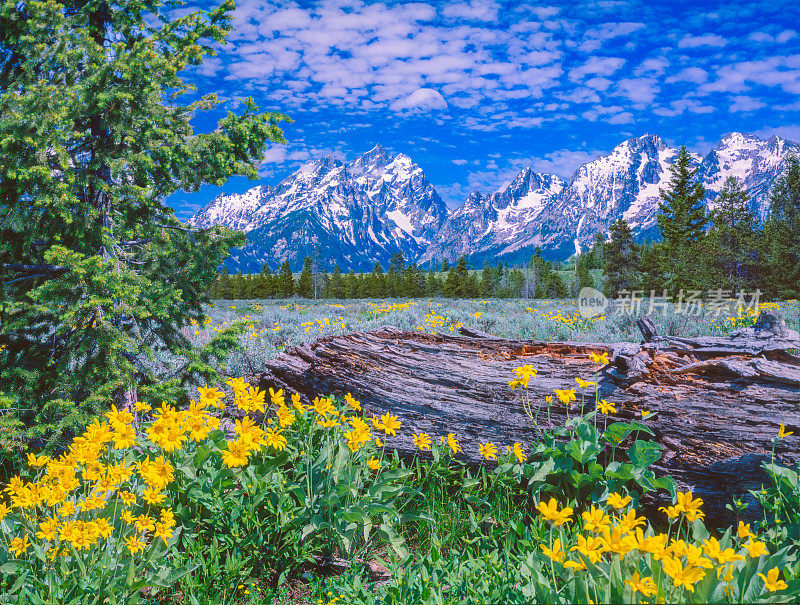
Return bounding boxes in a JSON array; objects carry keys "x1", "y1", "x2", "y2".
[
  {"x1": 208, "y1": 250, "x2": 603, "y2": 300},
  {"x1": 210, "y1": 151, "x2": 800, "y2": 301}
]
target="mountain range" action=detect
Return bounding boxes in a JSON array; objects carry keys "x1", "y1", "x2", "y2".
[{"x1": 188, "y1": 132, "x2": 799, "y2": 271}]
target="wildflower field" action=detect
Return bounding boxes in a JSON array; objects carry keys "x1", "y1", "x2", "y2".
[
  {"x1": 191, "y1": 298, "x2": 800, "y2": 377},
  {"x1": 1, "y1": 298, "x2": 798, "y2": 604}
]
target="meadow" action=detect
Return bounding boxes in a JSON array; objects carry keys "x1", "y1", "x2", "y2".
[
  {"x1": 190, "y1": 297, "x2": 800, "y2": 377},
  {"x1": 1, "y1": 298, "x2": 798, "y2": 604}
]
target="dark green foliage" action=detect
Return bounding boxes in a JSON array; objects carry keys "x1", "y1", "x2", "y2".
[
  {"x1": 0, "y1": 0, "x2": 288, "y2": 447},
  {"x1": 706, "y1": 177, "x2": 758, "y2": 292},
  {"x1": 277, "y1": 262, "x2": 294, "y2": 297},
  {"x1": 657, "y1": 147, "x2": 709, "y2": 295},
  {"x1": 603, "y1": 219, "x2": 640, "y2": 297},
  {"x1": 297, "y1": 257, "x2": 314, "y2": 298},
  {"x1": 762, "y1": 156, "x2": 800, "y2": 298}
]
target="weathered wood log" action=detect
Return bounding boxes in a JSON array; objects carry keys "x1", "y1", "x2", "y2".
[{"x1": 256, "y1": 313, "x2": 799, "y2": 526}]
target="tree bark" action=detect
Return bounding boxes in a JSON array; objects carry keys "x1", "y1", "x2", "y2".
[{"x1": 256, "y1": 312, "x2": 799, "y2": 526}]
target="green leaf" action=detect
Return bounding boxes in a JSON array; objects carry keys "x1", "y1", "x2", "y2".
[{"x1": 626, "y1": 440, "x2": 663, "y2": 468}]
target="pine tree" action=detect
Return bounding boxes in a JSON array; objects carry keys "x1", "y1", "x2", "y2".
[
  {"x1": 426, "y1": 269, "x2": 440, "y2": 297},
  {"x1": 216, "y1": 267, "x2": 232, "y2": 300},
  {"x1": 603, "y1": 219, "x2": 640, "y2": 297},
  {"x1": 657, "y1": 146, "x2": 709, "y2": 294},
  {"x1": 481, "y1": 261, "x2": 494, "y2": 297},
  {"x1": 330, "y1": 265, "x2": 344, "y2": 299},
  {"x1": 441, "y1": 259, "x2": 450, "y2": 273},
  {"x1": 0, "y1": 0, "x2": 288, "y2": 443},
  {"x1": 576, "y1": 254, "x2": 594, "y2": 290},
  {"x1": 442, "y1": 270, "x2": 458, "y2": 298},
  {"x1": 454, "y1": 255, "x2": 469, "y2": 297},
  {"x1": 297, "y1": 257, "x2": 313, "y2": 298},
  {"x1": 707, "y1": 177, "x2": 757, "y2": 291},
  {"x1": 277, "y1": 262, "x2": 294, "y2": 298},
  {"x1": 370, "y1": 262, "x2": 386, "y2": 298},
  {"x1": 344, "y1": 270, "x2": 358, "y2": 299},
  {"x1": 763, "y1": 156, "x2": 800, "y2": 298}
]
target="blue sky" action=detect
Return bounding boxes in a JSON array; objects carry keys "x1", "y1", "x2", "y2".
[{"x1": 167, "y1": 0, "x2": 800, "y2": 220}]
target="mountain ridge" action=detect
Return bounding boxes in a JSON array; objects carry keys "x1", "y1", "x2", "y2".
[{"x1": 188, "y1": 132, "x2": 799, "y2": 271}]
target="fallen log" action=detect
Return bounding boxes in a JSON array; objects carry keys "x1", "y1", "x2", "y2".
[{"x1": 256, "y1": 311, "x2": 800, "y2": 526}]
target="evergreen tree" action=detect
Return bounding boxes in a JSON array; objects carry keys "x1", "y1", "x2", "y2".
[
  {"x1": 370, "y1": 262, "x2": 386, "y2": 298},
  {"x1": 277, "y1": 262, "x2": 294, "y2": 298},
  {"x1": 216, "y1": 267, "x2": 232, "y2": 300},
  {"x1": 0, "y1": 0, "x2": 288, "y2": 442},
  {"x1": 231, "y1": 271, "x2": 245, "y2": 299},
  {"x1": 297, "y1": 257, "x2": 313, "y2": 298},
  {"x1": 481, "y1": 261, "x2": 494, "y2": 297},
  {"x1": 426, "y1": 269, "x2": 440, "y2": 297},
  {"x1": 637, "y1": 242, "x2": 665, "y2": 294},
  {"x1": 454, "y1": 255, "x2": 469, "y2": 297},
  {"x1": 441, "y1": 259, "x2": 450, "y2": 273},
  {"x1": 443, "y1": 268, "x2": 459, "y2": 298},
  {"x1": 603, "y1": 219, "x2": 640, "y2": 297},
  {"x1": 257, "y1": 264, "x2": 275, "y2": 298},
  {"x1": 344, "y1": 270, "x2": 358, "y2": 299},
  {"x1": 576, "y1": 254, "x2": 594, "y2": 290},
  {"x1": 330, "y1": 265, "x2": 344, "y2": 299},
  {"x1": 707, "y1": 177, "x2": 757, "y2": 291},
  {"x1": 762, "y1": 156, "x2": 800, "y2": 298},
  {"x1": 657, "y1": 146, "x2": 709, "y2": 294}
]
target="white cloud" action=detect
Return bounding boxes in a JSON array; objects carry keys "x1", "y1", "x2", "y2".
[
  {"x1": 753, "y1": 125, "x2": 800, "y2": 143},
  {"x1": 729, "y1": 96, "x2": 766, "y2": 113},
  {"x1": 533, "y1": 149, "x2": 601, "y2": 178},
  {"x1": 677, "y1": 34, "x2": 727, "y2": 48},
  {"x1": 569, "y1": 56, "x2": 625, "y2": 81},
  {"x1": 441, "y1": 0, "x2": 500, "y2": 22},
  {"x1": 390, "y1": 88, "x2": 447, "y2": 111},
  {"x1": 614, "y1": 78, "x2": 659, "y2": 105},
  {"x1": 777, "y1": 30, "x2": 798, "y2": 44},
  {"x1": 452, "y1": 159, "x2": 468, "y2": 165},
  {"x1": 665, "y1": 67, "x2": 708, "y2": 84}
]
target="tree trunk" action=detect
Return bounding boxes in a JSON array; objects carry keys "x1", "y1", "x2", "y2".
[{"x1": 256, "y1": 312, "x2": 799, "y2": 526}]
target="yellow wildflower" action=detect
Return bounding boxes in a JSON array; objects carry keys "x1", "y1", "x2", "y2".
[
  {"x1": 413, "y1": 433, "x2": 432, "y2": 451},
  {"x1": 624, "y1": 572, "x2": 658, "y2": 598},
  {"x1": 778, "y1": 423, "x2": 794, "y2": 438},
  {"x1": 479, "y1": 442, "x2": 498, "y2": 461},
  {"x1": 540, "y1": 538, "x2": 565, "y2": 563},
  {"x1": 125, "y1": 535, "x2": 147, "y2": 555},
  {"x1": 575, "y1": 377, "x2": 596, "y2": 389},
  {"x1": 265, "y1": 427, "x2": 287, "y2": 451},
  {"x1": 536, "y1": 498, "x2": 573, "y2": 526},
  {"x1": 344, "y1": 393, "x2": 361, "y2": 412},
  {"x1": 606, "y1": 492, "x2": 632, "y2": 509},
  {"x1": 582, "y1": 506, "x2": 610, "y2": 533},
  {"x1": 8, "y1": 534, "x2": 30, "y2": 557},
  {"x1": 222, "y1": 440, "x2": 250, "y2": 468},
  {"x1": 446, "y1": 433, "x2": 462, "y2": 455},
  {"x1": 744, "y1": 539, "x2": 768, "y2": 558},
  {"x1": 367, "y1": 458, "x2": 381, "y2": 471},
  {"x1": 597, "y1": 399, "x2": 617, "y2": 414},
  {"x1": 589, "y1": 352, "x2": 609, "y2": 365},
  {"x1": 372, "y1": 413, "x2": 401, "y2": 436},
  {"x1": 554, "y1": 389, "x2": 576, "y2": 404},
  {"x1": 758, "y1": 567, "x2": 788, "y2": 592},
  {"x1": 512, "y1": 442, "x2": 525, "y2": 464},
  {"x1": 737, "y1": 521, "x2": 752, "y2": 539},
  {"x1": 291, "y1": 393, "x2": 306, "y2": 413}
]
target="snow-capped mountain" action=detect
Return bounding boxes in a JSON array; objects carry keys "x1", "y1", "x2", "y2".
[
  {"x1": 188, "y1": 133, "x2": 799, "y2": 270},
  {"x1": 189, "y1": 144, "x2": 449, "y2": 271},
  {"x1": 419, "y1": 168, "x2": 565, "y2": 265},
  {"x1": 699, "y1": 132, "x2": 798, "y2": 221}
]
